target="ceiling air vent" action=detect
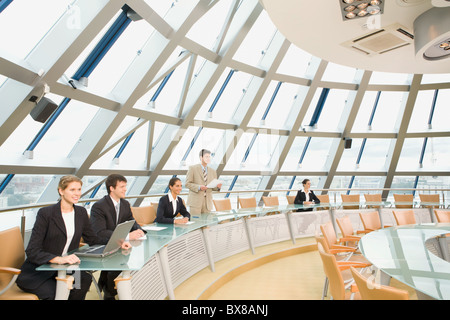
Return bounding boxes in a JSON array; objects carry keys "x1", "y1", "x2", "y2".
[{"x1": 341, "y1": 23, "x2": 414, "y2": 56}]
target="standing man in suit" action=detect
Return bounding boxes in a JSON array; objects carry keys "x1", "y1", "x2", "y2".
[
  {"x1": 186, "y1": 149, "x2": 222, "y2": 215},
  {"x1": 90, "y1": 173, "x2": 145, "y2": 299}
]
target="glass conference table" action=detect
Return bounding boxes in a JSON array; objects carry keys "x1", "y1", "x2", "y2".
[
  {"x1": 36, "y1": 201, "x2": 430, "y2": 299},
  {"x1": 38, "y1": 204, "x2": 314, "y2": 299},
  {"x1": 359, "y1": 223, "x2": 450, "y2": 300}
]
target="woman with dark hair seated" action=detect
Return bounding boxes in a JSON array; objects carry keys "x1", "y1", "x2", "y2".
[
  {"x1": 155, "y1": 177, "x2": 191, "y2": 224},
  {"x1": 294, "y1": 178, "x2": 320, "y2": 212}
]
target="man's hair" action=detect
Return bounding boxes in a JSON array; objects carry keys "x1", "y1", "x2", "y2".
[
  {"x1": 199, "y1": 149, "x2": 211, "y2": 157},
  {"x1": 105, "y1": 174, "x2": 127, "y2": 194}
]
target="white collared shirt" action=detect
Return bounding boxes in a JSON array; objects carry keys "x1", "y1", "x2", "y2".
[
  {"x1": 167, "y1": 192, "x2": 178, "y2": 216},
  {"x1": 62, "y1": 210, "x2": 75, "y2": 256}
]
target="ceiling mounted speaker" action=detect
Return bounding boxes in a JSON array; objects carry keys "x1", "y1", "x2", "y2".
[{"x1": 414, "y1": 7, "x2": 450, "y2": 60}]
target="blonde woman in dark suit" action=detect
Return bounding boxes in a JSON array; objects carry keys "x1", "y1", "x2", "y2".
[{"x1": 16, "y1": 175, "x2": 129, "y2": 300}]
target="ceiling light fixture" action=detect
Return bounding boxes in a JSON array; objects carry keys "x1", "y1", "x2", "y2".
[
  {"x1": 340, "y1": 0, "x2": 384, "y2": 21},
  {"x1": 414, "y1": 6, "x2": 450, "y2": 60}
]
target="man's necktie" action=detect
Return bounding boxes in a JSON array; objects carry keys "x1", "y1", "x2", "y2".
[
  {"x1": 203, "y1": 167, "x2": 207, "y2": 197},
  {"x1": 115, "y1": 202, "x2": 120, "y2": 224}
]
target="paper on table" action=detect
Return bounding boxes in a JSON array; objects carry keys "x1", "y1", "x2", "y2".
[
  {"x1": 142, "y1": 225, "x2": 167, "y2": 231},
  {"x1": 206, "y1": 179, "x2": 223, "y2": 189}
]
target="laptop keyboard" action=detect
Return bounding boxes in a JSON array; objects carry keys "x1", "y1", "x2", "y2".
[{"x1": 87, "y1": 245, "x2": 105, "y2": 254}]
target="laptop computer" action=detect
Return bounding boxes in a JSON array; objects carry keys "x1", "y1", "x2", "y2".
[{"x1": 75, "y1": 220, "x2": 134, "y2": 258}]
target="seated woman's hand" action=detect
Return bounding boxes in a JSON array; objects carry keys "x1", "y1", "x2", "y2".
[
  {"x1": 50, "y1": 254, "x2": 80, "y2": 265},
  {"x1": 174, "y1": 217, "x2": 189, "y2": 224}
]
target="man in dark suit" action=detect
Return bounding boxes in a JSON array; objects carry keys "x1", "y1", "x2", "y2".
[{"x1": 90, "y1": 174, "x2": 145, "y2": 299}]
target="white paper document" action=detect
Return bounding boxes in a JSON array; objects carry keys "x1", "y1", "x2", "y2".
[
  {"x1": 142, "y1": 225, "x2": 167, "y2": 231},
  {"x1": 207, "y1": 179, "x2": 223, "y2": 189}
]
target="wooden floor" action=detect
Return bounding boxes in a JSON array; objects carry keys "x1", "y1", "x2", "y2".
[{"x1": 86, "y1": 237, "x2": 417, "y2": 300}]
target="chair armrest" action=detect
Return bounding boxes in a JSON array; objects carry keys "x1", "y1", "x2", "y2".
[
  {"x1": 341, "y1": 236, "x2": 361, "y2": 242},
  {"x1": 0, "y1": 267, "x2": 21, "y2": 297},
  {"x1": 331, "y1": 244, "x2": 356, "y2": 252},
  {"x1": 337, "y1": 262, "x2": 371, "y2": 271},
  {"x1": 328, "y1": 248, "x2": 355, "y2": 254},
  {"x1": 0, "y1": 267, "x2": 21, "y2": 275}
]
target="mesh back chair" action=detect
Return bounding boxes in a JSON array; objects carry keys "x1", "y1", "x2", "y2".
[
  {"x1": 315, "y1": 194, "x2": 330, "y2": 210},
  {"x1": 238, "y1": 197, "x2": 257, "y2": 208},
  {"x1": 131, "y1": 205, "x2": 157, "y2": 226},
  {"x1": 419, "y1": 194, "x2": 440, "y2": 208},
  {"x1": 262, "y1": 196, "x2": 279, "y2": 206},
  {"x1": 317, "y1": 242, "x2": 367, "y2": 300},
  {"x1": 0, "y1": 227, "x2": 38, "y2": 300},
  {"x1": 364, "y1": 193, "x2": 382, "y2": 208},
  {"x1": 393, "y1": 194, "x2": 413, "y2": 209},
  {"x1": 315, "y1": 236, "x2": 370, "y2": 300},
  {"x1": 336, "y1": 215, "x2": 366, "y2": 245},
  {"x1": 213, "y1": 198, "x2": 232, "y2": 211},
  {"x1": 359, "y1": 211, "x2": 390, "y2": 233},
  {"x1": 286, "y1": 195, "x2": 295, "y2": 204},
  {"x1": 350, "y1": 267, "x2": 409, "y2": 300},
  {"x1": 341, "y1": 194, "x2": 360, "y2": 210},
  {"x1": 392, "y1": 210, "x2": 417, "y2": 225},
  {"x1": 434, "y1": 210, "x2": 450, "y2": 223},
  {"x1": 262, "y1": 196, "x2": 280, "y2": 215},
  {"x1": 320, "y1": 222, "x2": 358, "y2": 252}
]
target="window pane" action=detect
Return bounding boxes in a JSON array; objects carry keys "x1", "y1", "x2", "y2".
[
  {"x1": 280, "y1": 136, "x2": 308, "y2": 171},
  {"x1": 315, "y1": 89, "x2": 351, "y2": 131},
  {"x1": 369, "y1": 91, "x2": 405, "y2": 132},
  {"x1": 338, "y1": 139, "x2": 391, "y2": 172},
  {"x1": 322, "y1": 62, "x2": 358, "y2": 84},
  {"x1": 369, "y1": 71, "x2": 410, "y2": 85},
  {"x1": 196, "y1": 68, "x2": 253, "y2": 123},
  {"x1": 421, "y1": 73, "x2": 450, "y2": 84},
  {"x1": 232, "y1": 11, "x2": 276, "y2": 67},
  {"x1": 0, "y1": 0, "x2": 73, "y2": 59},
  {"x1": 0, "y1": 174, "x2": 52, "y2": 206},
  {"x1": 300, "y1": 138, "x2": 337, "y2": 171},
  {"x1": 388, "y1": 176, "x2": 416, "y2": 200},
  {"x1": 186, "y1": 0, "x2": 233, "y2": 49},
  {"x1": 249, "y1": 81, "x2": 301, "y2": 130},
  {"x1": 276, "y1": 44, "x2": 313, "y2": 78}
]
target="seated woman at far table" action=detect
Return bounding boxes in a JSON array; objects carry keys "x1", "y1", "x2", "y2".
[
  {"x1": 155, "y1": 177, "x2": 191, "y2": 224},
  {"x1": 294, "y1": 178, "x2": 320, "y2": 212}
]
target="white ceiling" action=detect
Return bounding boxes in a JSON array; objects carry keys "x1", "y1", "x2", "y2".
[{"x1": 261, "y1": 0, "x2": 450, "y2": 74}]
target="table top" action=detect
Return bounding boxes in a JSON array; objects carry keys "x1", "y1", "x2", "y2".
[{"x1": 359, "y1": 223, "x2": 450, "y2": 300}]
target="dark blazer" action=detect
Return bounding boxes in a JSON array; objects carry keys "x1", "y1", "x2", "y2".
[
  {"x1": 90, "y1": 195, "x2": 144, "y2": 244},
  {"x1": 155, "y1": 194, "x2": 191, "y2": 224},
  {"x1": 294, "y1": 190, "x2": 320, "y2": 212},
  {"x1": 17, "y1": 202, "x2": 100, "y2": 290}
]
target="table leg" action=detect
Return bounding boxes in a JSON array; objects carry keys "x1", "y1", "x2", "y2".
[
  {"x1": 158, "y1": 246, "x2": 175, "y2": 300},
  {"x1": 377, "y1": 207, "x2": 384, "y2": 228},
  {"x1": 284, "y1": 211, "x2": 296, "y2": 245},
  {"x1": 243, "y1": 217, "x2": 255, "y2": 255},
  {"x1": 115, "y1": 270, "x2": 132, "y2": 300},
  {"x1": 55, "y1": 270, "x2": 73, "y2": 300},
  {"x1": 328, "y1": 208, "x2": 338, "y2": 235},
  {"x1": 202, "y1": 227, "x2": 215, "y2": 272}
]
